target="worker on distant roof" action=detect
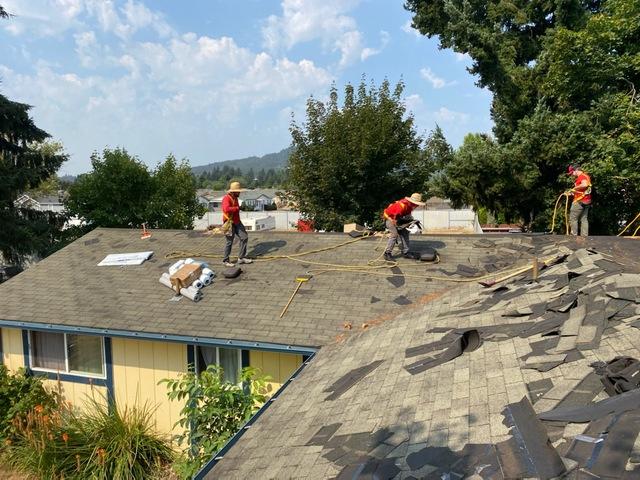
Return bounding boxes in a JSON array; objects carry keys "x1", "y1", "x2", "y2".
[
  {"x1": 382, "y1": 193, "x2": 425, "y2": 261},
  {"x1": 567, "y1": 165, "x2": 592, "y2": 236},
  {"x1": 221, "y1": 181, "x2": 253, "y2": 267}
]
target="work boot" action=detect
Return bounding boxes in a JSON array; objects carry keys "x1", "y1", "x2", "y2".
[
  {"x1": 222, "y1": 260, "x2": 235, "y2": 267},
  {"x1": 238, "y1": 258, "x2": 253, "y2": 264},
  {"x1": 383, "y1": 252, "x2": 394, "y2": 262}
]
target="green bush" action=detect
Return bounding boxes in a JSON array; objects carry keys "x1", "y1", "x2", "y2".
[
  {"x1": 3, "y1": 397, "x2": 174, "y2": 480},
  {"x1": 0, "y1": 366, "x2": 58, "y2": 441},
  {"x1": 162, "y1": 365, "x2": 271, "y2": 479}
]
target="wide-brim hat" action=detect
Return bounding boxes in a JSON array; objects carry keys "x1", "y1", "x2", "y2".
[
  {"x1": 228, "y1": 181, "x2": 246, "y2": 193},
  {"x1": 405, "y1": 193, "x2": 425, "y2": 206}
]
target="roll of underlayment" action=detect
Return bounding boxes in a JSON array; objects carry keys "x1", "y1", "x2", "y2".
[
  {"x1": 158, "y1": 273, "x2": 203, "y2": 302},
  {"x1": 184, "y1": 258, "x2": 195, "y2": 264},
  {"x1": 192, "y1": 279, "x2": 204, "y2": 290},
  {"x1": 202, "y1": 267, "x2": 214, "y2": 278},
  {"x1": 168, "y1": 260, "x2": 185, "y2": 275},
  {"x1": 200, "y1": 274, "x2": 212, "y2": 286},
  {"x1": 180, "y1": 285, "x2": 202, "y2": 302}
]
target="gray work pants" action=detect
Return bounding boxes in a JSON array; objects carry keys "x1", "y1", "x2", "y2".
[
  {"x1": 223, "y1": 223, "x2": 248, "y2": 261},
  {"x1": 385, "y1": 219, "x2": 410, "y2": 254},
  {"x1": 570, "y1": 202, "x2": 591, "y2": 236}
]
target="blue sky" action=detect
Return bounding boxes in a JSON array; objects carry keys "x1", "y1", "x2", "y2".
[{"x1": 0, "y1": 0, "x2": 493, "y2": 174}]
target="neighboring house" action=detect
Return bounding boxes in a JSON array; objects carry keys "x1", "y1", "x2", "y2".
[
  {"x1": 199, "y1": 189, "x2": 278, "y2": 211},
  {"x1": 15, "y1": 192, "x2": 66, "y2": 213}
]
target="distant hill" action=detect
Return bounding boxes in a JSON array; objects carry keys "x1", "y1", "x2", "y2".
[
  {"x1": 60, "y1": 175, "x2": 76, "y2": 184},
  {"x1": 191, "y1": 147, "x2": 292, "y2": 175}
]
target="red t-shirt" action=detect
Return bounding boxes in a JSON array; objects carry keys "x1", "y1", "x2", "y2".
[
  {"x1": 384, "y1": 199, "x2": 416, "y2": 219},
  {"x1": 574, "y1": 173, "x2": 592, "y2": 204},
  {"x1": 222, "y1": 194, "x2": 241, "y2": 224}
]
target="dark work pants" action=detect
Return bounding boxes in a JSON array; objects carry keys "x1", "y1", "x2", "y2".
[
  {"x1": 223, "y1": 223, "x2": 248, "y2": 261},
  {"x1": 385, "y1": 219, "x2": 410, "y2": 255},
  {"x1": 570, "y1": 202, "x2": 591, "y2": 236}
]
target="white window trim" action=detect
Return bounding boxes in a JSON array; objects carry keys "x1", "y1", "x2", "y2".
[
  {"x1": 28, "y1": 331, "x2": 107, "y2": 380},
  {"x1": 195, "y1": 346, "x2": 242, "y2": 385}
]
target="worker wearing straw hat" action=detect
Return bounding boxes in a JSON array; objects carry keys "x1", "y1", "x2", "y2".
[
  {"x1": 221, "y1": 181, "x2": 253, "y2": 267},
  {"x1": 382, "y1": 193, "x2": 426, "y2": 261}
]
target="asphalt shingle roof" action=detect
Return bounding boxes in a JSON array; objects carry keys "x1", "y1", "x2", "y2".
[
  {"x1": 0, "y1": 228, "x2": 544, "y2": 348},
  {"x1": 206, "y1": 237, "x2": 640, "y2": 479}
]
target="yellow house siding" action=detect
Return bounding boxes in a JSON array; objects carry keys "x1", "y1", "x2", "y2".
[
  {"x1": 1, "y1": 327, "x2": 25, "y2": 372},
  {"x1": 249, "y1": 351, "x2": 303, "y2": 395},
  {"x1": 43, "y1": 379, "x2": 107, "y2": 409},
  {"x1": 111, "y1": 338, "x2": 187, "y2": 436}
]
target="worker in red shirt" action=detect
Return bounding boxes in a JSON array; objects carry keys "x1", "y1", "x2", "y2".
[
  {"x1": 221, "y1": 181, "x2": 253, "y2": 267},
  {"x1": 382, "y1": 193, "x2": 425, "y2": 261},
  {"x1": 567, "y1": 165, "x2": 592, "y2": 236}
]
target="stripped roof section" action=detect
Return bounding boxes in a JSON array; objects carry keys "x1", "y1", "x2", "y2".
[{"x1": 208, "y1": 238, "x2": 640, "y2": 479}]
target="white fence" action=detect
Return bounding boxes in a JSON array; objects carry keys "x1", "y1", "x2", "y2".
[
  {"x1": 194, "y1": 208, "x2": 482, "y2": 233},
  {"x1": 194, "y1": 211, "x2": 301, "y2": 231}
]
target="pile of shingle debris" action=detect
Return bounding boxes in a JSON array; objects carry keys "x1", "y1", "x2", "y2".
[{"x1": 397, "y1": 247, "x2": 640, "y2": 479}]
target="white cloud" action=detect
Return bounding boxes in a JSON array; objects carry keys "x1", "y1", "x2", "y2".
[
  {"x1": 420, "y1": 67, "x2": 456, "y2": 89},
  {"x1": 435, "y1": 107, "x2": 470, "y2": 124},
  {"x1": 404, "y1": 93, "x2": 423, "y2": 112},
  {"x1": 454, "y1": 51, "x2": 471, "y2": 62},
  {"x1": 263, "y1": 0, "x2": 377, "y2": 67},
  {"x1": 401, "y1": 19, "x2": 420, "y2": 38}
]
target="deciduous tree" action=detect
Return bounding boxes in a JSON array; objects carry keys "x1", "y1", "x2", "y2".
[
  {"x1": 287, "y1": 78, "x2": 426, "y2": 231},
  {"x1": 66, "y1": 149, "x2": 205, "y2": 230}
]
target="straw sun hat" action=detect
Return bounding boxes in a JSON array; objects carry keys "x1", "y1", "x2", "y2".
[
  {"x1": 227, "y1": 181, "x2": 246, "y2": 193},
  {"x1": 405, "y1": 193, "x2": 426, "y2": 206}
]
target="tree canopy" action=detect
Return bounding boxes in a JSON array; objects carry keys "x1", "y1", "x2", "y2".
[
  {"x1": 66, "y1": 149, "x2": 205, "y2": 230},
  {"x1": 0, "y1": 94, "x2": 68, "y2": 264},
  {"x1": 287, "y1": 78, "x2": 429, "y2": 231},
  {"x1": 406, "y1": 0, "x2": 640, "y2": 233}
]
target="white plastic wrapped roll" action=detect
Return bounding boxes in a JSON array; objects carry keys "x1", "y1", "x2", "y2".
[
  {"x1": 192, "y1": 279, "x2": 204, "y2": 290},
  {"x1": 200, "y1": 274, "x2": 212, "y2": 286},
  {"x1": 180, "y1": 286, "x2": 202, "y2": 302},
  {"x1": 202, "y1": 267, "x2": 214, "y2": 278},
  {"x1": 168, "y1": 260, "x2": 185, "y2": 275},
  {"x1": 184, "y1": 258, "x2": 195, "y2": 264},
  {"x1": 158, "y1": 274, "x2": 202, "y2": 302}
]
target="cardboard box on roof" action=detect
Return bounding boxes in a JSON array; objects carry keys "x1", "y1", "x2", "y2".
[{"x1": 170, "y1": 263, "x2": 202, "y2": 292}]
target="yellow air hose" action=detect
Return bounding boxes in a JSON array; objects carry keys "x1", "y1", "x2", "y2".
[
  {"x1": 617, "y1": 212, "x2": 640, "y2": 237},
  {"x1": 549, "y1": 191, "x2": 571, "y2": 235},
  {"x1": 166, "y1": 232, "x2": 556, "y2": 284}
]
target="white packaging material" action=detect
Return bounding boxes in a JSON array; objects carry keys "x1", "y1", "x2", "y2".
[
  {"x1": 180, "y1": 285, "x2": 202, "y2": 302},
  {"x1": 184, "y1": 258, "x2": 195, "y2": 264},
  {"x1": 98, "y1": 251, "x2": 154, "y2": 266},
  {"x1": 192, "y1": 279, "x2": 204, "y2": 290},
  {"x1": 200, "y1": 274, "x2": 212, "y2": 286},
  {"x1": 158, "y1": 274, "x2": 202, "y2": 302},
  {"x1": 202, "y1": 267, "x2": 214, "y2": 278},
  {"x1": 168, "y1": 260, "x2": 185, "y2": 275}
]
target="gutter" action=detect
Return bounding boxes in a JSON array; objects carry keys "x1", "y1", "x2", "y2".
[
  {"x1": 193, "y1": 351, "x2": 317, "y2": 480},
  {"x1": 0, "y1": 318, "x2": 318, "y2": 356}
]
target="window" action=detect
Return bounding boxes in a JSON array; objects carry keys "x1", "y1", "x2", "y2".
[
  {"x1": 29, "y1": 331, "x2": 105, "y2": 378},
  {"x1": 196, "y1": 346, "x2": 242, "y2": 384}
]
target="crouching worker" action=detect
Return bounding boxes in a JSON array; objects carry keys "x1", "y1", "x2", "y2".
[
  {"x1": 382, "y1": 193, "x2": 425, "y2": 261},
  {"x1": 221, "y1": 181, "x2": 253, "y2": 267}
]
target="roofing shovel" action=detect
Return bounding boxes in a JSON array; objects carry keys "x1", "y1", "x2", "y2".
[{"x1": 280, "y1": 274, "x2": 313, "y2": 318}]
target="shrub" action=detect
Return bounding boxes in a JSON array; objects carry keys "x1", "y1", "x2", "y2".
[
  {"x1": 0, "y1": 366, "x2": 58, "y2": 441},
  {"x1": 3, "y1": 397, "x2": 174, "y2": 480},
  {"x1": 162, "y1": 365, "x2": 271, "y2": 479}
]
